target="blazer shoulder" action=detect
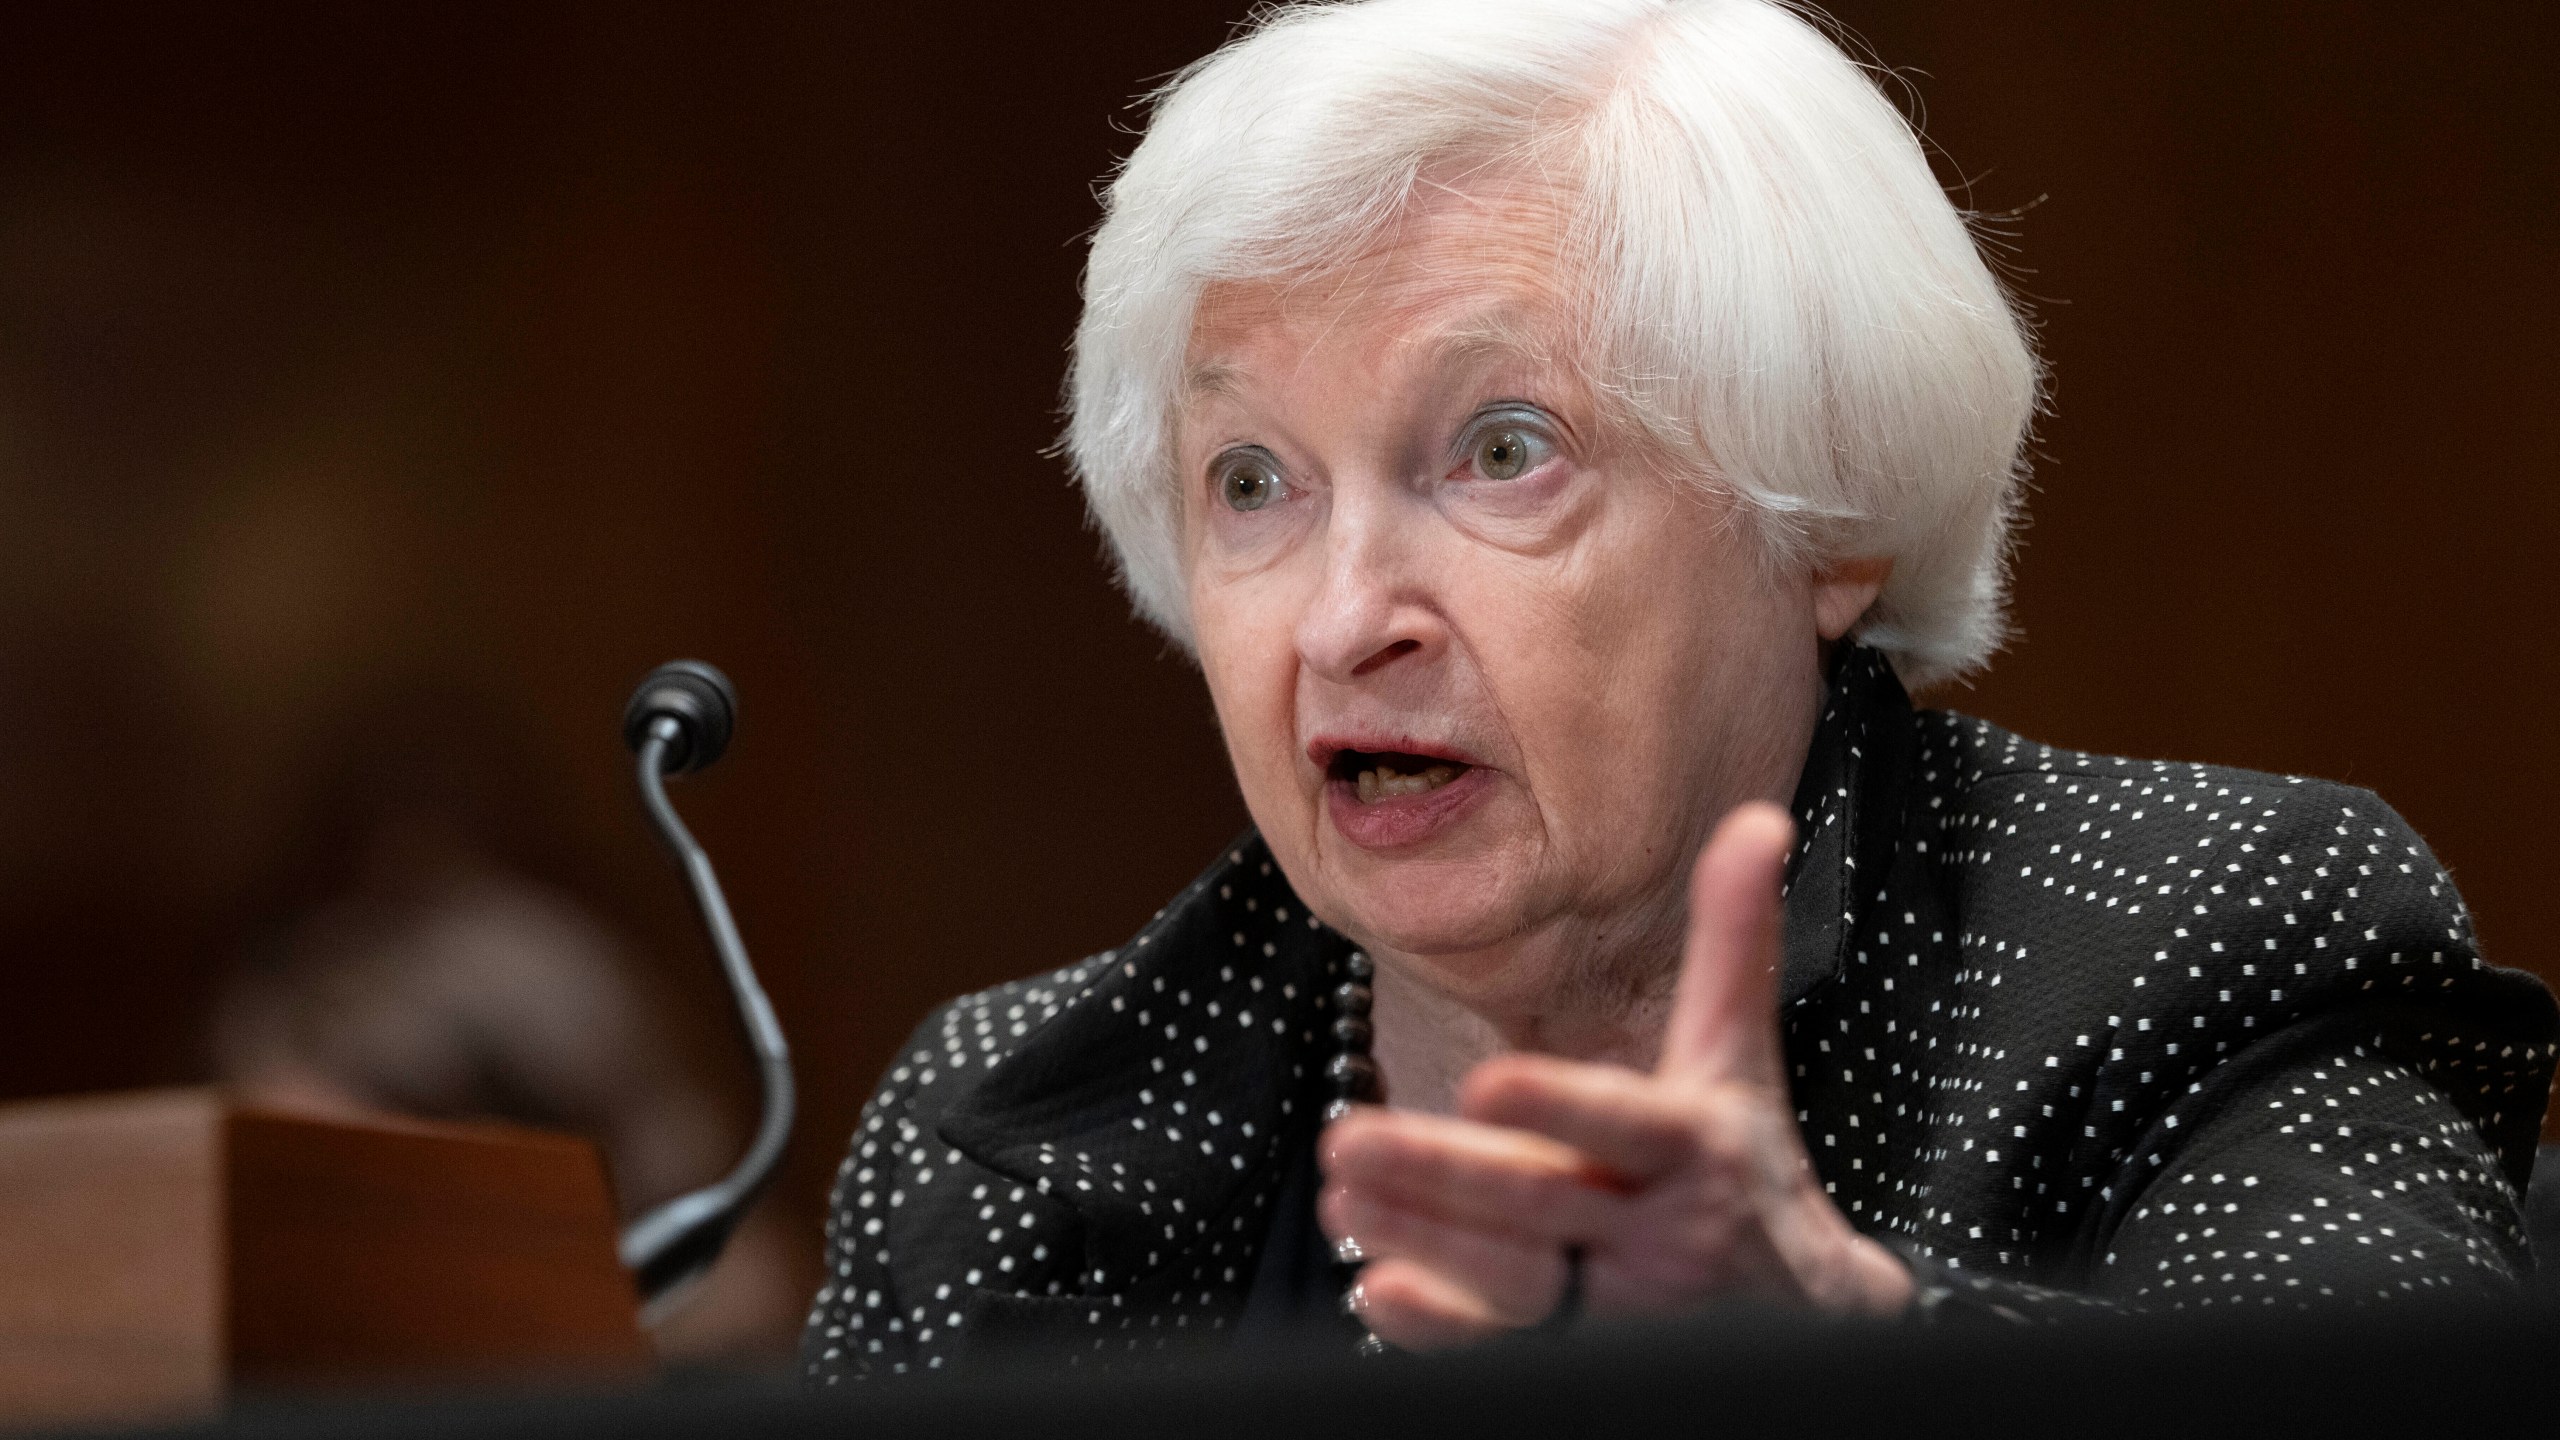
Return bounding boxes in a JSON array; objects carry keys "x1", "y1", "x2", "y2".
[
  {"x1": 1921, "y1": 708, "x2": 2476, "y2": 947},
  {"x1": 1913, "y1": 707, "x2": 2551, "y2": 1043},
  {"x1": 1916, "y1": 712, "x2": 2554, "y2": 1151},
  {"x1": 858, "y1": 953, "x2": 1126, "y2": 1136}
]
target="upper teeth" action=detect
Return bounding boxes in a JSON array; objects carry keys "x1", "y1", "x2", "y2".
[{"x1": 1355, "y1": 764, "x2": 1458, "y2": 804}]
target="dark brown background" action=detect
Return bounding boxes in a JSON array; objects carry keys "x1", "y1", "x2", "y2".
[{"x1": 0, "y1": 1, "x2": 2551, "y2": 1362}]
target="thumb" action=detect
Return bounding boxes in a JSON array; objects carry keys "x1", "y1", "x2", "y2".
[{"x1": 1658, "y1": 800, "x2": 1795, "y2": 1086}]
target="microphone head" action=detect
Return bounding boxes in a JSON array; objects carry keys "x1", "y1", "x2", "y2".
[{"x1": 623, "y1": 660, "x2": 738, "y2": 775}]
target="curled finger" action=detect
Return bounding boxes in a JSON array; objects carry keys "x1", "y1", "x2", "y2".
[
  {"x1": 1320, "y1": 1180, "x2": 1564, "y2": 1325},
  {"x1": 1350, "y1": 1259, "x2": 1519, "y2": 1353},
  {"x1": 1322, "y1": 1105, "x2": 1623, "y2": 1243},
  {"x1": 1459, "y1": 1053, "x2": 1709, "y2": 1181}
]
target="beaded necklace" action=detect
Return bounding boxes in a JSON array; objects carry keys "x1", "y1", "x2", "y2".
[
  {"x1": 1322, "y1": 950, "x2": 1391, "y2": 1355},
  {"x1": 1317, "y1": 948, "x2": 1585, "y2": 1352}
]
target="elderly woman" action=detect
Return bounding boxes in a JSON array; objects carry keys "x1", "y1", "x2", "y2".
[{"x1": 802, "y1": 0, "x2": 2556, "y2": 1379}]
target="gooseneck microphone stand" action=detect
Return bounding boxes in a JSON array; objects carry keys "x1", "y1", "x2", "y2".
[{"x1": 615, "y1": 660, "x2": 796, "y2": 1309}]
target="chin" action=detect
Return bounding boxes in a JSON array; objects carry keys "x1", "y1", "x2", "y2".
[{"x1": 1314, "y1": 850, "x2": 1534, "y2": 963}]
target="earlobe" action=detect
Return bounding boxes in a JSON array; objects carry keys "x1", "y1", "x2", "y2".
[{"x1": 1811, "y1": 557, "x2": 1893, "y2": 642}]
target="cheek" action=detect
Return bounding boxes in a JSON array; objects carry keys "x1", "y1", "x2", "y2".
[
  {"x1": 1474, "y1": 496, "x2": 1785, "y2": 824},
  {"x1": 1191, "y1": 569, "x2": 1306, "y2": 798},
  {"x1": 1580, "y1": 494, "x2": 1792, "y2": 686}
]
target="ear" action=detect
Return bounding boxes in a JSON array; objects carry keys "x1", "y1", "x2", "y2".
[{"x1": 1811, "y1": 556, "x2": 1893, "y2": 642}]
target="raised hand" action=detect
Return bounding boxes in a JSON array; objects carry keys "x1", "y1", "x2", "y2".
[{"x1": 1317, "y1": 802, "x2": 1912, "y2": 1349}]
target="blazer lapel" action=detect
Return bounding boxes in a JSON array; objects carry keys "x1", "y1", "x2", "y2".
[{"x1": 937, "y1": 836, "x2": 1348, "y2": 1304}]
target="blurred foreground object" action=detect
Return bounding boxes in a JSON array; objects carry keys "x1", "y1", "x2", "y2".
[
  {"x1": 212, "y1": 840, "x2": 804, "y2": 1366},
  {"x1": 0, "y1": 1090, "x2": 645, "y2": 1429}
]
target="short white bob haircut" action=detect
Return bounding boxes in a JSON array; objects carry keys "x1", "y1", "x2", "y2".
[{"x1": 1065, "y1": 0, "x2": 2039, "y2": 687}]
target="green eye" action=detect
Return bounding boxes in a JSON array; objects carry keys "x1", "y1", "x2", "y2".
[
  {"x1": 1217, "y1": 452, "x2": 1281, "y2": 511},
  {"x1": 1474, "y1": 426, "x2": 1538, "y2": 480}
]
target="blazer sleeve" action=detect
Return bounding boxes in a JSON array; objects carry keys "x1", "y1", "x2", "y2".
[
  {"x1": 1908, "y1": 783, "x2": 2555, "y2": 1323},
  {"x1": 799, "y1": 1008, "x2": 947, "y2": 1383},
  {"x1": 1905, "y1": 1005, "x2": 2537, "y2": 1323}
]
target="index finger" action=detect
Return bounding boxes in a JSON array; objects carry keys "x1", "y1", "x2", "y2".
[{"x1": 1658, "y1": 801, "x2": 1794, "y2": 1085}]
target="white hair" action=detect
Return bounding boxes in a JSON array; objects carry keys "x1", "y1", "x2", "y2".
[{"x1": 1064, "y1": 0, "x2": 2039, "y2": 687}]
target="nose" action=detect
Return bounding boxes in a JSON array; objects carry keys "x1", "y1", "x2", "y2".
[{"x1": 1294, "y1": 489, "x2": 1439, "y2": 685}]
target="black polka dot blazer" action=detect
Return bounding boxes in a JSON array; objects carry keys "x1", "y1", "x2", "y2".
[{"x1": 801, "y1": 645, "x2": 2558, "y2": 1380}]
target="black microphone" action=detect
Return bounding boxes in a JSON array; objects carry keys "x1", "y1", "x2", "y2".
[{"x1": 616, "y1": 660, "x2": 796, "y2": 1308}]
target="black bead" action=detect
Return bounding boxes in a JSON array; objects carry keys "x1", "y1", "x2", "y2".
[
  {"x1": 1331, "y1": 1015, "x2": 1374, "y2": 1051},
  {"x1": 1345, "y1": 951, "x2": 1375, "y2": 981},
  {"x1": 1326, "y1": 1052, "x2": 1380, "y2": 1100},
  {"x1": 1333, "y1": 981, "x2": 1373, "y2": 1017}
]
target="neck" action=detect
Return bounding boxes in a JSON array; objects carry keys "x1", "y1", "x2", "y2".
[{"x1": 1364, "y1": 899, "x2": 1687, "y2": 1114}]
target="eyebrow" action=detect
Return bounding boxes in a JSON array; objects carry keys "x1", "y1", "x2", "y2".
[
  {"x1": 1180, "y1": 359, "x2": 1243, "y2": 402},
  {"x1": 1181, "y1": 305, "x2": 1565, "y2": 407},
  {"x1": 1407, "y1": 308, "x2": 1564, "y2": 381}
]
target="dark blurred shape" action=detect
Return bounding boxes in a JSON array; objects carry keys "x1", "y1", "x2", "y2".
[
  {"x1": 2529, "y1": 1147, "x2": 2560, "y2": 1292},
  {"x1": 35, "y1": 1286, "x2": 2560, "y2": 1439},
  {"x1": 208, "y1": 697, "x2": 804, "y2": 1367}
]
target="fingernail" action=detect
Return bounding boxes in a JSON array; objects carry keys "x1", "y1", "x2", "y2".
[
  {"x1": 1333, "y1": 1235, "x2": 1365, "y2": 1264},
  {"x1": 1340, "y1": 1281, "x2": 1368, "y2": 1317}
]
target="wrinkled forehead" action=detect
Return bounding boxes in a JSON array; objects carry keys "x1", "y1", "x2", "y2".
[{"x1": 1182, "y1": 169, "x2": 1595, "y2": 401}]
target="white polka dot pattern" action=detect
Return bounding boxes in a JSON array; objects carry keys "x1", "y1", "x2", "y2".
[
  {"x1": 803, "y1": 647, "x2": 2556, "y2": 1378},
  {"x1": 803, "y1": 850, "x2": 1356, "y2": 1377}
]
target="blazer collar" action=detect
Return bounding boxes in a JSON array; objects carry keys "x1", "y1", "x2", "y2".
[{"x1": 1779, "y1": 642, "x2": 1920, "y2": 1006}]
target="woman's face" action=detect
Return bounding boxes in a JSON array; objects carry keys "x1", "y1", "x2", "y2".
[{"x1": 1178, "y1": 179, "x2": 1873, "y2": 1018}]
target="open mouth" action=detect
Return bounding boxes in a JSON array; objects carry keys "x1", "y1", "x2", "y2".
[{"x1": 1327, "y1": 749, "x2": 1472, "y2": 805}]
